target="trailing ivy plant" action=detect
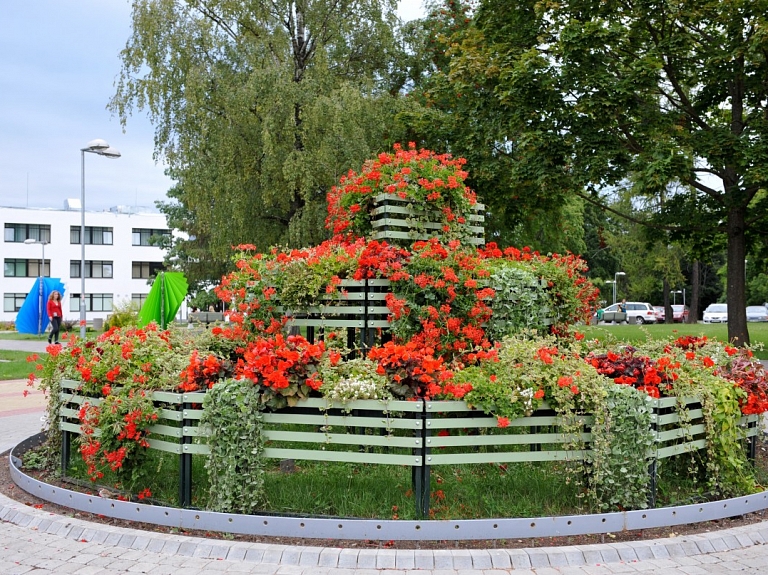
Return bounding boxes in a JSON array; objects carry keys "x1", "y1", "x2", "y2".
[
  {"x1": 587, "y1": 384, "x2": 655, "y2": 511},
  {"x1": 201, "y1": 378, "x2": 267, "y2": 514}
]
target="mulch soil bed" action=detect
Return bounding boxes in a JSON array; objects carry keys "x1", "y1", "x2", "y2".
[{"x1": 3, "y1": 441, "x2": 768, "y2": 551}]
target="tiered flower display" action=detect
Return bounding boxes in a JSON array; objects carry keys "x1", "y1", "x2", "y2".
[{"x1": 29, "y1": 144, "x2": 768, "y2": 513}]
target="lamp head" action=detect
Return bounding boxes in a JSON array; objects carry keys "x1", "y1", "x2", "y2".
[
  {"x1": 100, "y1": 147, "x2": 121, "y2": 159},
  {"x1": 23, "y1": 239, "x2": 36, "y2": 245},
  {"x1": 83, "y1": 138, "x2": 109, "y2": 151}
]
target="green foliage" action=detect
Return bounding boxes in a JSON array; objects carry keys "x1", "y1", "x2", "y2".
[
  {"x1": 436, "y1": 0, "x2": 768, "y2": 344},
  {"x1": 103, "y1": 300, "x2": 141, "y2": 331},
  {"x1": 201, "y1": 378, "x2": 267, "y2": 514},
  {"x1": 587, "y1": 385, "x2": 654, "y2": 511},
  {"x1": 318, "y1": 357, "x2": 391, "y2": 403},
  {"x1": 111, "y1": 0, "x2": 412, "y2": 287}
]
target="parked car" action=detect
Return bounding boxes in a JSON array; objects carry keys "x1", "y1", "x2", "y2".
[
  {"x1": 746, "y1": 305, "x2": 768, "y2": 322},
  {"x1": 702, "y1": 303, "x2": 728, "y2": 323},
  {"x1": 671, "y1": 305, "x2": 689, "y2": 322},
  {"x1": 654, "y1": 305, "x2": 689, "y2": 322},
  {"x1": 597, "y1": 302, "x2": 657, "y2": 325}
]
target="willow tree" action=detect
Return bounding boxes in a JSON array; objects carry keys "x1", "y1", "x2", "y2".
[
  {"x1": 110, "y1": 0, "x2": 411, "y2": 286},
  {"x1": 440, "y1": 0, "x2": 768, "y2": 345}
]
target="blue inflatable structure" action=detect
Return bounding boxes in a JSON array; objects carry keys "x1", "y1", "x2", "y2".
[{"x1": 16, "y1": 278, "x2": 66, "y2": 335}]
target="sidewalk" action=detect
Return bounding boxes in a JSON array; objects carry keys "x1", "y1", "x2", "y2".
[{"x1": 2, "y1": 344, "x2": 768, "y2": 572}]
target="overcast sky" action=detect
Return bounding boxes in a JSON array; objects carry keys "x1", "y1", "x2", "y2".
[{"x1": 0, "y1": 1, "x2": 425, "y2": 212}]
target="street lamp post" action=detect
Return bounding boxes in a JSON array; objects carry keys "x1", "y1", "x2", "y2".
[
  {"x1": 671, "y1": 290, "x2": 682, "y2": 305},
  {"x1": 80, "y1": 139, "x2": 121, "y2": 339},
  {"x1": 613, "y1": 271, "x2": 626, "y2": 305},
  {"x1": 24, "y1": 238, "x2": 48, "y2": 336}
]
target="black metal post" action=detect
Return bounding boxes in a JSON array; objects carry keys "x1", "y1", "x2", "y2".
[{"x1": 179, "y1": 399, "x2": 192, "y2": 507}]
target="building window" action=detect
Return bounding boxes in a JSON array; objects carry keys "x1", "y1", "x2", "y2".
[
  {"x1": 70, "y1": 260, "x2": 113, "y2": 279},
  {"x1": 3, "y1": 293, "x2": 27, "y2": 312},
  {"x1": 4, "y1": 223, "x2": 51, "y2": 243},
  {"x1": 70, "y1": 294, "x2": 113, "y2": 312},
  {"x1": 4, "y1": 259, "x2": 49, "y2": 277},
  {"x1": 132, "y1": 228, "x2": 171, "y2": 246},
  {"x1": 132, "y1": 293, "x2": 149, "y2": 307},
  {"x1": 132, "y1": 261, "x2": 164, "y2": 279},
  {"x1": 70, "y1": 226, "x2": 113, "y2": 245}
]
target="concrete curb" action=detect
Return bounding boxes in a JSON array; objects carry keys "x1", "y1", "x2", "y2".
[{"x1": 2, "y1": 486, "x2": 767, "y2": 571}]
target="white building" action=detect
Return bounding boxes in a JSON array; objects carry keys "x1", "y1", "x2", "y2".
[{"x1": 2, "y1": 203, "x2": 176, "y2": 326}]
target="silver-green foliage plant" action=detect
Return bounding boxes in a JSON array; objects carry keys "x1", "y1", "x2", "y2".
[
  {"x1": 486, "y1": 263, "x2": 550, "y2": 339},
  {"x1": 587, "y1": 384, "x2": 655, "y2": 511},
  {"x1": 318, "y1": 357, "x2": 391, "y2": 404},
  {"x1": 201, "y1": 378, "x2": 266, "y2": 514}
]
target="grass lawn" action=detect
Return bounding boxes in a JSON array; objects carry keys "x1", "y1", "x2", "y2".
[
  {"x1": 581, "y1": 322, "x2": 768, "y2": 359},
  {"x1": 0, "y1": 350, "x2": 36, "y2": 380},
  {"x1": 0, "y1": 332, "x2": 49, "y2": 341}
]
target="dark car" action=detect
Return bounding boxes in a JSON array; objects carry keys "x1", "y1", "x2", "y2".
[{"x1": 671, "y1": 305, "x2": 689, "y2": 322}]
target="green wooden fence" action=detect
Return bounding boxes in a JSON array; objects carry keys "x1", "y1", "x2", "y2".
[{"x1": 58, "y1": 379, "x2": 759, "y2": 515}]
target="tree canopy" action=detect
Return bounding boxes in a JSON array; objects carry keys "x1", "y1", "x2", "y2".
[
  {"x1": 110, "y1": 0, "x2": 414, "y2": 288},
  {"x1": 435, "y1": 0, "x2": 768, "y2": 344}
]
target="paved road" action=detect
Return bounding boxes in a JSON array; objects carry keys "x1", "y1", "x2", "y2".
[{"x1": 3, "y1": 339, "x2": 768, "y2": 572}]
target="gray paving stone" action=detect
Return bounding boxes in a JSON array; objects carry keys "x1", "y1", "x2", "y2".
[
  {"x1": 394, "y1": 549, "x2": 414, "y2": 570},
  {"x1": 315, "y1": 548, "x2": 338, "y2": 568},
  {"x1": 336, "y1": 549, "x2": 359, "y2": 569},
  {"x1": 375, "y1": 549, "x2": 397, "y2": 569},
  {"x1": 485, "y1": 549, "x2": 510, "y2": 569},
  {"x1": 433, "y1": 550, "x2": 454, "y2": 569},
  {"x1": 413, "y1": 549, "x2": 435, "y2": 569},
  {"x1": 244, "y1": 548, "x2": 266, "y2": 563},
  {"x1": 297, "y1": 548, "x2": 320, "y2": 566},
  {"x1": 509, "y1": 549, "x2": 533, "y2": 569},
  {"x1": 450, "y1": 549, "x2": 473, "y2": 569},
  {"x1": 356, "y1": 549, "x2": 378, "y2": 569}
]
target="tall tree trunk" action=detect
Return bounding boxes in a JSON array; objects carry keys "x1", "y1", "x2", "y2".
[
  {"x1": 663, "y1": 278, "x2": 672, "y2": 324},
  {"x1": 687, "y1": 260, "x2": 700, "y2": 324},
  {"x1": 726, "y1": 205, "x2": 749, "y2": 345}
]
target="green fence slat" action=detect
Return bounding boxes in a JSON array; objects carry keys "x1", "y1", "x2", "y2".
[
  {"x1": 656, "y1": 424, "x2": 707, "y2": 443},
  {"x1": 427, "y1": 450, "x2": 586, "y2": 465},
  {"x1": 158, "y1": 408, "x2": 183, "y2": 422},
  {"x1": 262, "y1": 412, "x2": 422, "y2": 430},
  {"x1": 287, "y1": 319, "x2": 365, "y2": 328},
  {"x1": 152, "y1": 391, "x2": 183, "y2": 403},
  {"x1": 60, "y1": 421, "x2": 82, "y2": 434},
  {"x1": 181, "y1": 443, "x2": 210, "y2": 455},
  {"x1": 60, "y1": 407, "x2": 80, "y2": 419},
  {"x1": 656, "y1": 439, "x2": 708, "y2": 459},
  {"x1": 184, "y1": 425, "x2": 210, "y2": 438},
  {"x1": 264, "y1": 430, "x2": 422, "y2": 448},
  {"x1": 148, "y1": 424, "x2": 183, "y2": 438},
  {"x1": 426, "y1": 416, "x2": 566, "y2": 431},
  {"x1": 299, "y1": 398, "x2": 423, "y2": 413},
  {"x1": 181, "y1": 409, "x2": 205, "y2": 420},
  {"x1": 263, "y1": 447, "x2": 421, "y2": 466},
  {"x1": 655, "y1": 409, "x2": 704, "y2": 426},
  {"x1": 146, "y1": 438, "x2": 182, "y2": 455},
  {"x1": 426, "y1": 432, "x2": 590, "y2": 448},
  {"x1": 181, "y1": 392, "x2": 207, "y2": 403}
]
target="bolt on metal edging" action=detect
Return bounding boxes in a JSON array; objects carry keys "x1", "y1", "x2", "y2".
[{"x1": 10, "y1": 433, "x2": 768, "y2": 541}]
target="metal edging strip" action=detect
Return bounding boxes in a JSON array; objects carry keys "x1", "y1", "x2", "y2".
[{"x1": 10, "y1": 433, "x2": 768, "y2": 542}]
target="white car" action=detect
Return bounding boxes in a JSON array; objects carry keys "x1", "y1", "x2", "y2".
[
  {"x1": 746, "y1": 306, "x2": 768, "y2": 322},
  {"x1": 702, "y1": 303, "x2": 728, "y2": 323},
  {"x1": 598, "y1": 302, "x2": 657, "y2": 325}
]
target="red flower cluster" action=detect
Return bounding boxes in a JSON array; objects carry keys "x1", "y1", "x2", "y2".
[
  {"x1": 367, "y1": 341, "x2": 455, "y2": 399},
  {"x1": 716, "y1": 353, "x2": 768, "y2": 415},
  {"x1": 179, "y1": 350, "x2": 233, "y2": 392},
  {"x1": 587, "y1": 349, "x2": 673, "y2": 398},
  {"x1": 325, "y1": 143, "x2": 476, "y2": 239},
  {"x1": 237, "y1": 334, "x2": 325, "y2": 394}
]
